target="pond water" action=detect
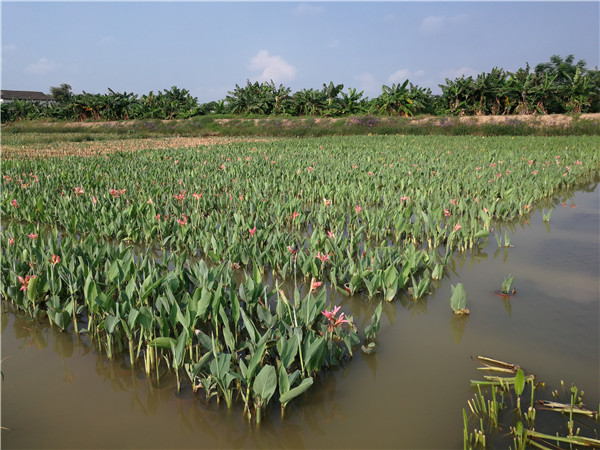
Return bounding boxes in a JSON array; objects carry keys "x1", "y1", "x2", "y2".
[{"x1": 2, "y1": 179, "x2": 598, "y2": 449}]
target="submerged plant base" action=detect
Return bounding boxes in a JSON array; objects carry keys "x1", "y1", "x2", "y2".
[
  {"x1": 494, "y1": 289, "x2": 516, "y2": 297},
  {"x1": 464, "y1": 356, "x2": 600, "y2": 449}
]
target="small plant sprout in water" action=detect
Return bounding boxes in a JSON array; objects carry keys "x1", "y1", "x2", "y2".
[
  {"x1": 500, "y1": 274, "x2": 516, "y2": 296},
  {"x1": 494, "y1": 230, "x2": 512, "y2": 248},
  {"x1": 362, "y1": 301, "x2": 383, "y2": 355},
  {"x1": 450, "y1": 282, "x2": 469, "y2": 315}
]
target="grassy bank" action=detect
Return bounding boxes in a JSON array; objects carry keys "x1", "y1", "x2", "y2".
[{"x1": 2, "y1": 113, "x2": 599, "y2": 148}]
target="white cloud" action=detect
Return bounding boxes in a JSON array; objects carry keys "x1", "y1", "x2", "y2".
[
  {"x1": 355, "y1": 72, "x2": 379, "y2": 96},
  {"x1": 440, "y1": 66, "x2": 479, "y2": 80},
  {"x1": 2, "y1": 43, "x2": 17, "y2": 52},
  {"x1": 419, "y1": 13, "x2": 468, "y2": 35},
  {"x1": 387, "y1": 69, "x2": 425, "y2": 84},
  {"x1": 249, "y1": 50, "x2": 296, "y2": 83},
  {"x1": 293, "y1": 3, "x2": 323, "y2": 15},
  {"x1": 25, "y1": 58, "x2": 60, "y2": 75}
]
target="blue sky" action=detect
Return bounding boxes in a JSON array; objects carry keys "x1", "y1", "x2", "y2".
[{"x1": 2, "y1": 1, "x2": 598, "y2": 103}]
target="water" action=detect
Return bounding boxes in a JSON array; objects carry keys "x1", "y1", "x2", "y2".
[{"x1": 2, "y1": 182, "x2": 598, "y2": 449}]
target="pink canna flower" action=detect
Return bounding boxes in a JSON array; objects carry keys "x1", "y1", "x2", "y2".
[
  {"x1": 327, "y1": 230, "x2": 335, "y2": 239},
  {"x1": 177, "y1": 214, "x2": 188, "y2": 226},
  {"x1": 147, "y1": 198, "x2": 153, "y2": 204},
  {"x1": 444, "y1": 209, "x2": 451, "y2": 217},
  {"x1": 192, "y1": 193, "x2": 202, "y2": 200},
  {"x1": 310, "y1": 278, "x2": 323, "y2": 293},
  {"x1": 18, "y1": 275, "x2": 36, "y2": 292},
  {"x1": 453, "y1": 222, "x2": 462, "y2": 233},
  {"x1": 92, "y1": 196, "x2": 97, "y2": 205},
  {"x1": 355, "y1": 205, "x2": 362, "y2": 213},
  {"x1": 73, "y1": 186, "x2": 85, "y2": 196},
  {"x1": 321, "y1": 305, "x2": 350, "y2": 332},
  {"x1": 50, "y1": 254, "x2": 61, "y2": 265},
  {"x1": 323, "y1": 198, "x2": 331, "y2": 207},
  {"x1": 28, "y1": 233, "x2": 38, "y2": 240},
  {"x1": 249, "y1": 227, "x2": 256, "y2": 237},
  {"x1": 291, "y1": 211, "x2": 299, "y2": 219},
  {"x1": 9, "y1": 237, "x2": 15, "y2": 245},
  {"x1": 315, "y1": 251, "x2": 329, "y2": 263},
  {"x1": 12, "y1": 199, "x2": 18, "y2": 208}
]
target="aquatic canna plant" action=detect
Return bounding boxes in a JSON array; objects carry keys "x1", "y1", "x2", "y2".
[
  {"x1": 450, "y1": 282, "x2": 469, "y2": 315},
  {"x1": 501, "y1": 274, "x2": 515, "y2": 295}
]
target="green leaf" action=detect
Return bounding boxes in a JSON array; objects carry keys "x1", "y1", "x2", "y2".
[
  {"x1": 252, "y1": 364, "x2": 277, "y2": 404},
  {"x1": 450, "y1": 283, "x2": 467, "y2": 312},
  {"x1": 514, "y1": 368, "x2": 525, "y2": 396},
  {"x1": 279, "y1": 377, "x2": 314, "y2": 405},
  {"x1": 148, "y1": 336, "x2": 176, "y2": 349}
]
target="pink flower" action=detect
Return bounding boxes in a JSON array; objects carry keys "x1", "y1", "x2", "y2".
[
  {"x1": 444, "y1": 209, "x2": 451, "y2": 217},
  {"x1": 8, "y1": 237, "x2": 15, "y2": 245},
  {"x1": 315, "y1": 251, "x2": 329, "y2": 263},
  {"x1": 73, "y1": 186, "x2": 84, "y2": 196},
  {"x1": 192, "y1": 193, "x2": 202, "y2": 200},
  {"x1": 323, "y1": 198, "x2": 332, "y2": 207},
  {"x1": 155, "y1": 214, "x2": 161, "y2": 221},
  {"x1": 401, "y1": 196, "x2": 410, "y2": 202},
  {"x1": 28, "y1": 233, "x2": 38, "y2": 240},
  {"x1": 450, "y1": 198, "x2": 458, "y2": 205},
  {"x1": 532, "y1": 170, "x2": 538, "y2": 175},
  {"x1": 147, "y1": 198, "x2": 153, "y2": 204},
  {"x1": 575, "y1": 160, "x2": 582, "y2": 166},
  {"x1": 92, "y1": 196, "x2": 97, "y2": 205},
  {"x1": 321, "y1": 305, "x2": 350, "y2": 332},
  {"x1": 355, "y1": 205, "x2": 362, "y2": 213},
  {"x1": 177, "y1": 214, "x2": 188, "y2": 226},
  {"x1": 18, "y1": 275, "x2": 36, "y2": 292},
  {"x1": 50, "y1": 254, "x2": 61, "y2": 265},
  {"x1": 249, "y1": 227, "x2": 256, "y2": 237},
  {"x1": 327, "y1": 230, "x2": 335, "y2": 239},
  {"x1": 287, "y1": 245, "x2": 297, "y2": 255},
  {"x1": 308, "y1": 167, "x2": 313, "y2": 172},
  {"x1": 453, "y1": 222, "x2": 462, "y2": 233},
  {"x1": 291, "y1": 211, "x2": 299, "y2": 219},
  {"x1": 310, "y1": 278, "x2": 323, "y2": 293},
  {"x1": 12, "y1": 199, "x2": 18, "y2": 208}
]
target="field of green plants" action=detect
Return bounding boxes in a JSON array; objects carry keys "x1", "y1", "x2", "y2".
[{"x1": 1, "y1": 135, "x2": 599, "y2": 432}]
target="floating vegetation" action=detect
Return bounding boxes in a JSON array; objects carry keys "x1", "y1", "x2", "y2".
[{"x1": 463, "y1": 356, "x2": 600, "y2": 449}]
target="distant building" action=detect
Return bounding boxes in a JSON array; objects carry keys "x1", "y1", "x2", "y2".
[{"x1": 1, "y1": 90, "x2": 56, "y2": 105}]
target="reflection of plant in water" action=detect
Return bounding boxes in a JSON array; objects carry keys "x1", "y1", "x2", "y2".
[{"x1": 463, "y1": 356, "x2": 600, "y2": 449}]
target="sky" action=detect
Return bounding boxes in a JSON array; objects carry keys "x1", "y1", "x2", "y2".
[{"x1": 1, "y1": 1, "x2": 599, "y2": 103}]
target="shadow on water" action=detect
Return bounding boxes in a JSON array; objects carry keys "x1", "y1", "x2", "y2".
[{"x1": 2, "y1": 176, "x2": 598, "y2": 448}]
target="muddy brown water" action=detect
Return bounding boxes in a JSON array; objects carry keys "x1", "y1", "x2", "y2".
[{"x1": 2, "y1": 182, "x2": 598, "y2": 449}]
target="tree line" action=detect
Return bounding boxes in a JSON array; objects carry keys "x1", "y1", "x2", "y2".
[{"x1": 2, "y1": 55, "x2": 598, "y2": 123}]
